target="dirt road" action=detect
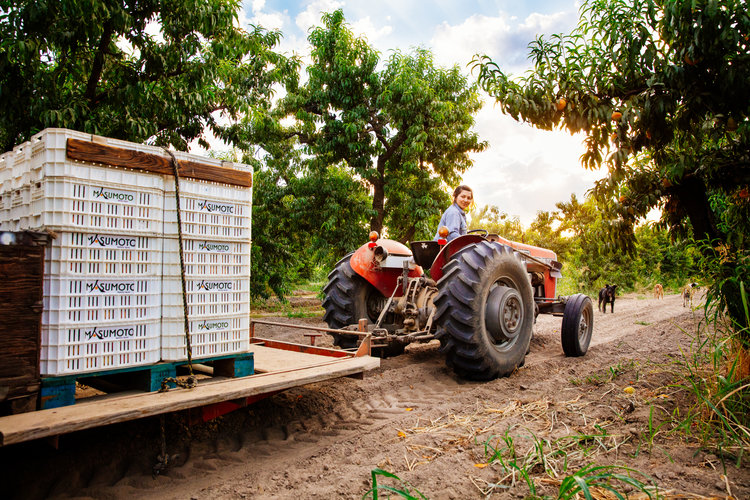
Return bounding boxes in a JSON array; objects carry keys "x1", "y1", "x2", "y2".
[{"x1": 3, "y1": 292, "x2": 749, "y2": 499}]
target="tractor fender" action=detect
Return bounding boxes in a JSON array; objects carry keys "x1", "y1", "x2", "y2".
[
  {"x1": 350, "y1": 239, "x2": 423, "y2": 297},
  {"x1": 429, "y1": 234, "x2": 485, "y2": 281},
  {"x1": 429, "y1": 235, "x2": 560, "y2": 299}
]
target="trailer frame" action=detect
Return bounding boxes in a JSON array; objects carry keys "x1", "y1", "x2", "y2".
[{"x1": 0, "y1": 321, "x2": 378, "y2": 447}]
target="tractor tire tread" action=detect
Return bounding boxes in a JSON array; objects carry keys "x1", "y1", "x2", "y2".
[{"x1": 434, "y1": 241, "x2": 533, "y2": 381}]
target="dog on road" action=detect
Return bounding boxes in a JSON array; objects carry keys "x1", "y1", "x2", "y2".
[
  {"x1": 598, "y1": 284, "x2": 617, "y2": 313},
  {"x1": 683, "y1": 282, "x2": 699, "y2": 307},
  {"x1": 654, "y1": 283, "x2": 664, "y2": 299}
]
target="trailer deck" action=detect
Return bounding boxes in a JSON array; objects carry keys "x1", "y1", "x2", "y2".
[{"x1": 0, "y1": 332, "x2": 378, "y2": 447}]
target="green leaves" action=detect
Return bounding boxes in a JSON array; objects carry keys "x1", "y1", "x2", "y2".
[
  {"x1": 267, "y1": 9, "x2": 485, "y2": 237},
  {"x1": 473, "y1": 0, "x2": 749, "y2": 327},
  {"x1": 0, "y1": 0, "x2": 294, "y2": 151}
]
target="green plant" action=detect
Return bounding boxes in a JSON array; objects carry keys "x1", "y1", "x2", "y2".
[
  {"x1": 557, "y1": 464, "x2": 658, "y2": 500},
  {"x1": 667, "y1": 287, "x2": 750, "y2": 464},
  {"x1": 571, "y1": 360, "x2": 638, "y2": 386},
  {"x1": 642, "y1": 405, "x2": 672, "y2": 461},
  {"x1": 482, "y1": 432, "x2": 540, "y2": 496},
  {"x1": 479, "y1": 429, "x2": 658, "y2": 499},
  {"x1": 362, "y1": 469, "x2": 427, "y2": 500}
]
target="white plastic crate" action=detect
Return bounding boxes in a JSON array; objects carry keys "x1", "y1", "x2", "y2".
[
  {"x1": 0, "y1": 196, "x2": 7, "y2": 230},
  {"x1": 9, "y1": 128, "x2": 250, "y2": 186},
  {"x1": 1, "y1": 184, "x2": 30, "y2": 231},
  {"x1": 45, "y1": 231, "x2": 163, "y2": 277},
  {"x1": 163, "y1": 177, "x2": 251, "y2": 241},
  {"x1": 12, "y1": 175, "x2": 164, "y2": 235},
  {"x1": 162, "y1": 237, "x2": 250, "y2": 278},
  {"x1": 0, "y1": 151, "x2": 10, "y2": 191},
  {"x1": 41, "y1": 319, "x2": 160, "y2": 375},
  {"x1": 10, "y1": 128, "x2": 156, "y2": 185},
  {"x1": 0, "y1": 179, "x2": 10, "y2": 230},
  {"x1": 11, "y1": 128, "x2": 94, "y2": 181},
  {"x1": 161, "y1": 314, "x2": 249, "y2": 361},
  {"x1": 161, "y1": 276, "x2": 249, "y2": 319},
  {"x1": 43, "y1": 276, "x2": 162, "y2": 325}
]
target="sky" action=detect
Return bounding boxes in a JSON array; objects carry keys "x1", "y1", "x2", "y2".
[{"x1": 216, "y1": 0, "x2": 605, "y2": 226}]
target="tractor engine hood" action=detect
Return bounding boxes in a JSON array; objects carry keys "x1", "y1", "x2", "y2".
[{"x1": 350, "y1": 239, "x2": 423, "y2": 297}]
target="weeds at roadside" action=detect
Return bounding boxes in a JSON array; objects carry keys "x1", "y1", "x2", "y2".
[
  {"x1": 285, "y1": 310, "x2": 322, "y2": 318},
  {"x1": 640, "y1": 405, "x2": 673, "y2": 462},
  {"x1": 362, "y1": 468, "x2": 427, "y2": 500},
  {"x1": 473, "y1": 429, "x2": 658, "y2": 498},
  {"x1": 664, "y1": 291, "x2": 750, "y2": 466},
  {"x1": 570, "y1": 359, "x2": 639, "y2": 386},
  {"x1": 250, "y1": 298, "x2": 323, "y2": 318}
]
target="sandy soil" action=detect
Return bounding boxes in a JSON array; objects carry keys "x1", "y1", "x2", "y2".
[{"x1": 2, "y1": 292, "x2": 749, "y2": 499}]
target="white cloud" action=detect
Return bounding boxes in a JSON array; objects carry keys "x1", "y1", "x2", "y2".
[
  {"x1": 429, "y1": 10, "x2": 576, "y2": 74},
  {"x1": 463, "y1": 106, "x2": 602, "y2": 225},
  {"x1": 350, "y1": 16, "x2": 393, "y2": 45},
  {"x1": 295, "y1": 0, "x2": 344, "y2": 33},
  {"x1": 249, "y1": 11, "x2": 287, "y2": 32},
  {"x1": 431, "y1": 14, "x2": 514, "y2": 71}
]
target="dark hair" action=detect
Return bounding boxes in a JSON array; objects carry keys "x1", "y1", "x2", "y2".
[{"x1": 452, "y1": 185, "x2": 473, "y2": 202}]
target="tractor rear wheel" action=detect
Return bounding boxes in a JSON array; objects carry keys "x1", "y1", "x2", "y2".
[
  {"x1": 434, "y1": 241, "x2": 534, "y2": 380},
  {"x1": 560, "y1": 293, "x2": 593, "y2": 356},
  {"x1": 322, "y1": 256, "x2": 400, "y2": 357}
]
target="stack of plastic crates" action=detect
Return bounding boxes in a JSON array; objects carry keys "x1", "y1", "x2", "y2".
[
  {"x1": 0, "y1": 129, "x2": 165, "y2": 375},
  {"x1": 0, "y1": 128, "x2": 252, "y2": 374},
  {"x1": 160, "y1": 170, "x2": 252, "y2": 361}
]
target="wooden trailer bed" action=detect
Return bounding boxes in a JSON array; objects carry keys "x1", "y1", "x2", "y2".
[{"x1": 0, "y1": 335, "x2": 378, "y2": 447}]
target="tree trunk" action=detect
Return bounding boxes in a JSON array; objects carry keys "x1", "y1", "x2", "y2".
[
  {"x1": 370, "y1": 160, "x2": 385, "y2": 234},
  {"x1": 85, "y1": 19, "x2": 115, "y2": 102},
  {"x1": 674, "y1": 176, "x2": 721, "y2": 242},
  {"x1": 400, "y1": 226, "x2": 416, "y2": 245}
]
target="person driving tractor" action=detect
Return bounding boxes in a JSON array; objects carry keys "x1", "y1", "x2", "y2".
[{"x1": 434, "y1": 185, "x2": 473, "y2": 242}]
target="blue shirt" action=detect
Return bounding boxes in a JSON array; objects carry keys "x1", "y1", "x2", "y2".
[{"x1": 434, "y1": 203, "x2": 467, "y2": 242}]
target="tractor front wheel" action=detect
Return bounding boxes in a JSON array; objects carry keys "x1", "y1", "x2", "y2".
[
  {"x1": 322, "y1": 257, "x2": 401, "y2": 357},
  {"x1": 434, "y1": 241, "x2": 534, "y2": 380},
  {"x1": 560, "y1": 294, "x2": 593, "y2": 356}
]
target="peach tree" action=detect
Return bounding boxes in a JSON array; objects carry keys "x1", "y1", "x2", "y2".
[{"x1": 473, "y1": 0, "x2": 749, "y2": 329}]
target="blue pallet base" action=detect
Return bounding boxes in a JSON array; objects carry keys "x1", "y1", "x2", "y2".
[{"x1": 40, "y1": 352, "x2": 254, "y2": 410}]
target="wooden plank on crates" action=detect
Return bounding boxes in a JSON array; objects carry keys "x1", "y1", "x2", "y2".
[
  {"x1": 0, "y1": 351, "x2": 379, "y2": 446},
  {"x1": 66, "y1": 138, "x2": 253, "y2": 187}
]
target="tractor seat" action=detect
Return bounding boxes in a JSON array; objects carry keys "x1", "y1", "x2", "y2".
[{"x1": 410, "y1": 240, "x2": 441, "y2": 269}]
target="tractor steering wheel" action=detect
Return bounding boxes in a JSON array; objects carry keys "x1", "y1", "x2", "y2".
[{"x1": 467, "y1": 229, "x2": 489, "y2": 238}]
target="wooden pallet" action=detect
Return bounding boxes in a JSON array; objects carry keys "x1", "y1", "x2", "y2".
[{"x1": 40, "y1": 353, "x2": 254, "y2": 410}]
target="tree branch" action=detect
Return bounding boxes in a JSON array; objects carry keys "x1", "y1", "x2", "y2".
[{"x1": 85, "y1": 19, "x2": 115, "y2": 102}]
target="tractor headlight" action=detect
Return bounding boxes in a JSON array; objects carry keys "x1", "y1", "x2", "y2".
[{"x1": 373, "y1": 245, "x2": 389, "y2": 263}]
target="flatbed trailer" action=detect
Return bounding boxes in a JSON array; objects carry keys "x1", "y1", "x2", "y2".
[
  {"x1": 0, "y1": 323, "x2": 378, "y2": 447},
  {"x1": 0, "y1": 130, "x2": 380, "y2": 448}
]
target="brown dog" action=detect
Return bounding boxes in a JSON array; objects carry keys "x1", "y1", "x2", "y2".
[{"x1": 654, "y1": 284, "x2": 663, "y2": 299}]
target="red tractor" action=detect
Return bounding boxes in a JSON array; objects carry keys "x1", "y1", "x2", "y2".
[{"x1": 322, "y1": 230, "x2": 594, "y2": 380}]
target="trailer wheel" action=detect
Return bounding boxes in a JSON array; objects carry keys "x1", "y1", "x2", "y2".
[
  {"x1": 434, "y1": 241, "x2": 533, "y2": 380},
  {"x1": 561, "y1": 293, "x2": 593, "y2": 357},
  {"x1": 322, "y1": 256, "x2": 385, "y2": 352}
]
